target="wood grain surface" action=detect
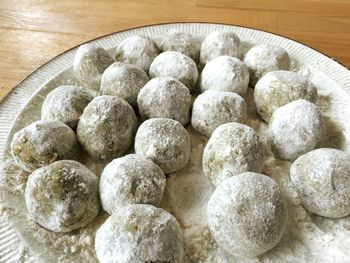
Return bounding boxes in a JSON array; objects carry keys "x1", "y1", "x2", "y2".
[{"x1": 0, "y1": 0, "x2": 349, "y2": 100}]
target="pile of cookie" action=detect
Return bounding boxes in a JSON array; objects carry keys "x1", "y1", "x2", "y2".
[{"x1": 9, "y1": 30, "x2": 350, "y2": 262}]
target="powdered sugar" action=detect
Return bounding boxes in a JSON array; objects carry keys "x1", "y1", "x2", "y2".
[
  {"x1": 290, "y1": 148, "x2": 350, "y2": 218},
  {"x1": 100, "y1": 62, "x2": 149, "y2": 107},
  {"x1": 244, "y1": 44, "x2": 291, "y2": 87},
  {"x1": 191, "y1": 90, "x2": 247, "y2": 137},
  {"x1": 25, "y1": 160, "x2": 100, "y2": 233},
  {"x1": 200, "y1": 31, "x2": 241, "y2": 65},
  {"x1": 10, "y1": 121, "x2": 80, "y2": 172},
  {"x1": 199, "y1": 55, "x2": 249, "y2": 96},
  {"x1": 77, "y1": 95, "x2": 138, "y2": 162},
  {"x1": 202, "y1": 122, "x2": 264, "y2": 186},
  {"x1": 138, "y1": 77, "x2": 192, "y2": 125},
  {"x1": 99, "y1": 154, "x2": 166, "y2": 214},
  {"x1": 268, "y1": 99, "x2": 326, "y2": 160},
  {"x1": 95, "y1": 204, "x2": 184, "y2": 263},
  {"x1": 115, "y1": 35, "x2": 159, "y2": 73},
  {"x1": 149, "y1": 51, "x2": 199, "y2": 91},
  {"x1": 134, "y1": 118, "x2": 191, "y2": 174},
  {"x1": 73, "y1": 44, "x2": 114, "y2": 90},
  {"x1": 207, "y1": 172, "x2": 288, "y2": 257},
  {"x1": 160, "y1": 30, "x2": 201, "y2": 62},
  {"x1": 41, "y1": 85, "x2": 94, "y2": 129}
]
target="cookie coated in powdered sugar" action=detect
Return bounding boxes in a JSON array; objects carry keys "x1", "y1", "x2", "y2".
[
  {"x1": 149, "y1": 51, "x2": 199, "y2": 91},
  {"x1": 200, "y1": 31, "x2": 241, "y2": 65},
  {"x1": 199, "y1": 55, "x2": 250, "y2": 96},
  {"x1": 160, "y1": 30, "x2": 201, "y2": 62},
  {"x1": 137, "y1": 77, "x2": 191, "y2": 126},
  {"x1": 100, "y1": 62, "x2": 149, "y2": 107},
  {"x1": 25, "y1": 160, "x2": 100, "y2": 233},
  {"x1": 255, "y1": 70, "x2": 318, "y2": 122},
  {"x1": 268, "y1": 99, "x2": 326, "y2": 160},
  {"x1": 95, "y1": 204, "x2": 184, "y2": 263},
  {"x1": 207, "y1": 172, "x2": 288, "y2": 257},
  {"x1": 99, "y1": 154, "x2": 166, "y2": 215},
  {"x1": 77, "y1": 95, "x2": 137, "y2": 162},
  {"x1": 290, "y1": 148, "x2": 350, "y2": 218},
  {"x1": 191, "y1": 90, "x2": 247, "y2": 137},
  {"x1": 115, "y1": 35, "x2": 160, "y2": 73},
  {"x1": 244, "y1": 44, "x2": 291, "y2": 87},
  {"x1": 10, "y1": 121, "x2": 80, "y2": 173},
  {"x1": 41, "y1": 85, "x2": 94, "y2": 129},
  {"x1": 73, "y1": 44, "x2": 114, "y2": 90},
  {"x1": 134, "y1": 118, "x2": 191, "y2": 174},
  {"x1": 202, "y1": 122, "x2": 264, "y2": 186}
]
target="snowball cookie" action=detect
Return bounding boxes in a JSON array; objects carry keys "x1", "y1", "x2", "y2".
[
  {"x1": 100, "y1": 62, "x2": 149, "y2": 107},
  {"x1": 199, "y1": 56, "x2": 249, "y2": 96},
  {"x1": 115, "y1": 35, "x2": 160, "y2": 72},
  {"x1": 77, "y1": 95, "x2": 137, "y2": 162},
  {"x1": 100, "y1": 154, "x2": 166, "y2": 214},
  {"x1": 149, "y1": 51, "x2": 198, "y2": 91},
  {"x1": 207, "y1": 172, "x2": 287, "y2": 257},
  {"x1": 244, "y1": 44, "x2": 291, "y2": 86},
  {"x1": 11, "y1": 121, "x2": 80, "y2": 172},
  {"x1": 73, "y1": 44, "x2": 114, "y2": 90},
  {"x1": 268, "y1": 99, "x2": 325, "y2": 160},
  {"x1": 137, "y1": 77, "x2": 191, "y2": 125},
  {"x1": 95, "y1": 204, "x2": 184, "y2": 263},
  {"x1": 41, "y1": 85, "x2": 94, "y2": 129},
  {"x1": 135, "y1": 118, "x2": 190, "y2": 174},
  {"x1": 200, "y1": 31, "x2": 241, "y2": 65},
  {"x1": 160, "y1": 30, "x2": 201, "y2": 62},
  {"x1": 202, "y1": 122, "x2": 263, "y2": 186},
  {"x1": 25, "y1": 160, "x2": 100, "y2": 233},
  {"x1": 255, "y1": 70, "x2": 318, "y2": 123},
  {"x1": 290, "y1": 148, "x2": 350, "y2": 218},
  {"x1": 191, "y1": 90, "x2": 247, "y2": 137}
]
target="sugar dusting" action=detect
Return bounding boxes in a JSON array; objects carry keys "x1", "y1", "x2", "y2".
[
  {"x1": 1, "y1": 40, "x2": 350, "y2": 263},
  {"x1": 159, "y1": 62, "x2": 350, "y2": 262}
]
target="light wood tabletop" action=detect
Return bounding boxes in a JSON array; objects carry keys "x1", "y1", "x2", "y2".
[{"x1": 1, "y1": 0, "x2": 349, "y2": 101}]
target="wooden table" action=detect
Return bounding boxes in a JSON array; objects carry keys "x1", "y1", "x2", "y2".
[{"x1": 1, "y1": 0, "x2": 349, "y2": 101}]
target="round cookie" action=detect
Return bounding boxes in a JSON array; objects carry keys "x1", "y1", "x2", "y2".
[
  {"x1": 73, "y1": 44, "x2": 114, "y2": 90},
  {"x1": 134, "y1": 118, "x2": 191, "y2": 174},
  {"x1": 41, "y1": 85, "x2": 94, "y2": 129},
  {"x1": 115, "y1": 35, "x2": 159, "y2": 72},
  {"x1": 25, "y1": 160, "x2": 100, "y2": 233},
  {"x1": 202, "y1": 122, "x2": 264, "y2": 186},
  {"x1": 199, "y1": 55, "x2": 249, "y2": 96},
  {"x1": 149, "y1": 51, "x2": 198, "y2": 91},
  {"x1": 207, "y1": 172, "x2": 287, "y2": 257},
  {"x1": 77, "y1": 95, "x2": 137, "y2": 162},
  {"x1": 268, "y1": 99, "x2": 325, "y2": 160},
  {"x1": 100, "y1": 62, "x2": 149, "y2": 107},
  {"x1": 255, "y1": 70, "x2": 318, "y2": 122},
  {"x1": 200, "y1": 31, "x2": 241, "y2": 65},
  {"x1": 11, "y1": 121, "x2": 80, "y2": 172},
  {"x1": 244, "y1": 44, "x2": 291, "y2": 86},
  {"x1": 95, "y1": 204, "x2": 184, "y2": 263},
  {"x1": 160, "y1": 30, "x2": 201, "y2": 62},
  {"x1": 290, "y1": 148, "x2": 350, "y2": 218},
  {"x1": 100, "y1": 154, "x2": 166, "y2": 214},
  {"x1": 137, "y1": 77, "x2": 191, "y2": 126},
  {"x1": 191, "y1": 90, "x2": 247, "y2": 137}
]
